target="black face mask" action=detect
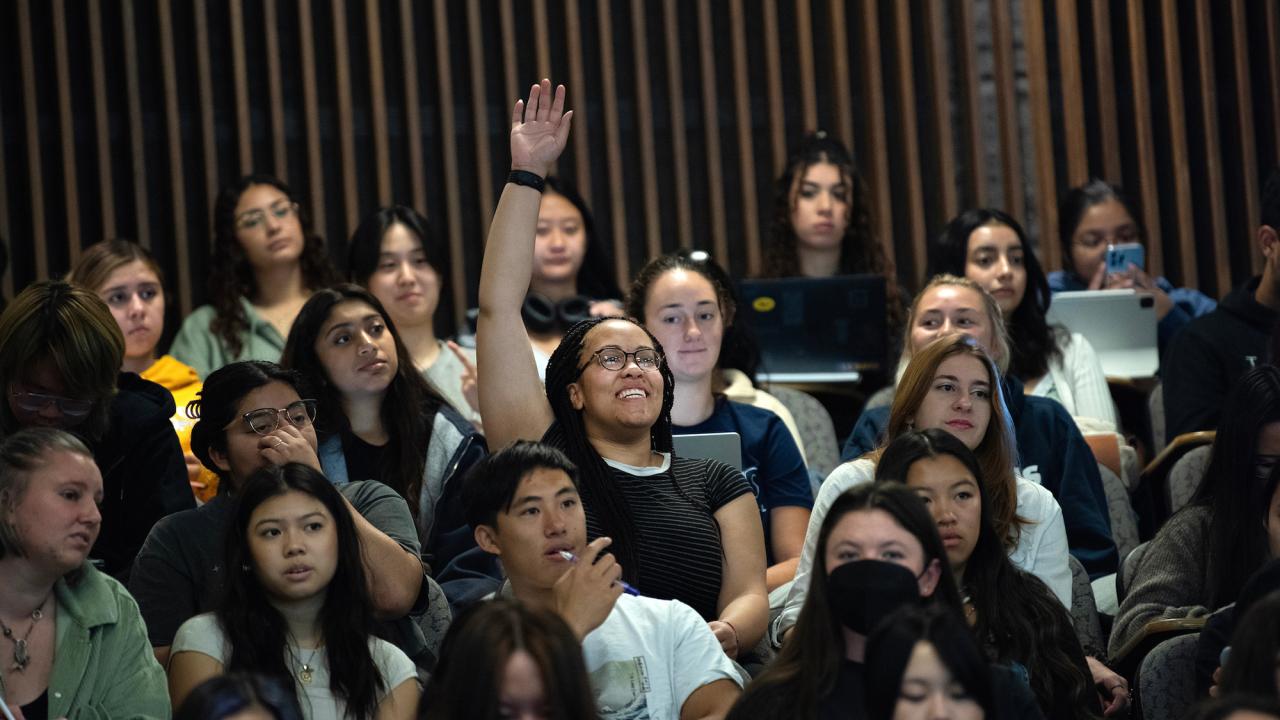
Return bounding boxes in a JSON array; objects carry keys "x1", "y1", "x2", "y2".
[{"x1": 826, "y1": 559, "x2": 923, "y2": 635}]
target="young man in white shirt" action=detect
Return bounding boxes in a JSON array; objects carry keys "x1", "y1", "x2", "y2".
[{"x1": 461, "y1": 441, "x2": 743, "y2": 720}]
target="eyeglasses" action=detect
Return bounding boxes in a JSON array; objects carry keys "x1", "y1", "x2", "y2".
[
  {"x1": 242, "y1": 399, "x2": 318, "y2": 435},
  {"x1": 579, "y1": 346, "x2": 662, "y2": 373},
  {"x1": 234, "y1": 201, "x2": 298, "y2": 232},
  {"x1": 10, "y1": 390, "x2": 93, "y2": 418}
]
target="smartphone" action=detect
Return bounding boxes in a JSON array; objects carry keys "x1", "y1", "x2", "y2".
[{"x1": 1106, "y1": 242, "x2": 1145, "y2": 274}]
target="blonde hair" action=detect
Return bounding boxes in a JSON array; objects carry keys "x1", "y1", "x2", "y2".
[{"x1": 902, "y1": 274, "x2": 1011, "y2": 374}]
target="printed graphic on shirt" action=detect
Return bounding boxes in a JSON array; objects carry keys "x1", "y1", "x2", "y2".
[
  {"x1": 743, "y1": 465, "x2": 765, "y2": 514},
  {"x1": 591, "y1": 656, "x2": 652, "y2": 719},
  {"x1": 1022, "y1": 465, "x2": 1042, "y2": 485}
]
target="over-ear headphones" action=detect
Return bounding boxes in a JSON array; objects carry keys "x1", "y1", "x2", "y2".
[{"x1": 521, "y1": 292, "x2": 592, "y2": 334}]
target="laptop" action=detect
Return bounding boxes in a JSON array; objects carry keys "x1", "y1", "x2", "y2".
[
  {"x1": 1045, "y1": 289, "x2": 1159, "y2": 378},
  {"x1": 672, "y1": 432, "x2": 744, "y2": 471},
  {"x1": 736, "y1": 275, "x2": 887, "y2": 383}
]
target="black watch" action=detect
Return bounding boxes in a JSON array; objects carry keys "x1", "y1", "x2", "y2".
[{"x1": 508, "y1": 170, "x2": 546, "y2": 193}]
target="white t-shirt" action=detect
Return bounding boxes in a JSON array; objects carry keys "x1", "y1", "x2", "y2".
[
  {"x1": 582, "y1": 594, "x2": 741, "y2": 719},
  {"x1": 171, "y1": 612, "x2": 418, "y2": 720}
]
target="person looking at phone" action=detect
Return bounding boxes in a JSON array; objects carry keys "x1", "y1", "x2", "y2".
[
  {"x1": 1161, "y1": 167, "x2": 1280, "y2": 441},
  {"x1": 1049, "y1": 179, "x2": 1217, "y2": 357}
]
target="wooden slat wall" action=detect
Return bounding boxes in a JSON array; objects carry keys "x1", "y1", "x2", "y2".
[{"x1": 4, "y1": 0, "x2": 1280, "y2": 325}]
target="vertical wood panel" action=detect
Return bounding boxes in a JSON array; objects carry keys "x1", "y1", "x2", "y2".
[
  {"x1": 1091, "y1": 0, "x2": 1122, "y2": 183},
  {"x1": 264, "y1": 0, "x2": 288, "y2": 181},
  {"x1": 1158, "y1": 0, "x2": 1197, "y2": 287},
  {"x1": 762, "y1": 0, "x2": 787, "y2": 174},
  {"x1": 730, "y1": 0, "x2": 761, "y2": 275},
  {"x1": 1269, "y1": 2, "x2": 1280, "y2": 168},
  {"x1": 923, "y1": 0, "x2": 957, "y2": 222},
  {"x1": 1229, "y1": 0, "x2": 1261, "y2": 275},
  {"x1": 697, "y1": 0, "x2": 729, "y2": 262},
  {"x1": 991, "y1": 0, "x2": 1025, "y2": 221},
  {"x1": 332, "y1": 0, "x2": 359, "y2": 235},
  {"x1": 857, "y1": 0, "x2": 895, "y2": 269},
  {"x1": 599, "y1": 0, "x2": 632, "y2": 285},
  {"x1": 401, "y1": 0, "x2": 427, "y2": 216},
  {"x1": 564, "y1": 0, "x2": 593, "y2": 205},
  {"x1": 794, "y1": 0, "x2": 817, "y2": 131},
  {"x1": 88, "y1": 0, "x2": 116, "y2": 238},
  {"x1": 1193, "y1": 0, "x2": 1231, "y2": 296},
  {"x1": 297, "y1": 0, "x2": 327, "y2": 232},
  {"x1": 158, "y1": 0, "x2": 193, "y2": 314},
  {"x1": 1024, "y1": 0, "x2": 1060, "y2": 268},
  {"x1": 500, "y1": 1, "x2": 518, "y2": 114},
  {"x1": 630, "y1": 0, "x2": 662, "y2": 260},
  {"x1": 52, "y1": 0, "x2": 80, "y2": 261},
  {"x1": 955, "y1": 0, "x2": 986, "y2": 206},
  {"x1": 18, "y1": 0, "x2": 48, "y2": 278},
  {"x1": 533, "y1": 0, "x2": 552, "y2": 80},
  {"x1": 891, "y1": 0, "x2": 926, "y2": 284},
  {"x1": 0, "y1": 107, "x2": 10, "y2": 298},
  {"x1": 366, "y1": 0, "x2": 392, "y2": 205},
  {"x1": 466, "y1": 0, "x2": 495, "y2": 233},
  {"x1": 829, "y1": 1, "x2": 855, "y2": 153},
  {"x1": 1055, "y1": 0, "x2": 1088, "y2": 188},
  {"x1": 432, "y1": 0, "x2": 467, "y2": 327},
  {"x1": 1126, "y1": 0, "x2": 1163, "y2": 276},
  {"x1": 229, "y1": 0, "x2": 253, "y2": 174},
  {"x1": 661, "y1": 0, "x2": 693, "y2": 249},
  {"x1": 121, "y1": 0, "x2": 150, "y2": 250}
]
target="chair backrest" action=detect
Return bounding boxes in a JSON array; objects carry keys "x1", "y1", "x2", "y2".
[
  {"x1": 1138, "y1": 633, "x2": 1200, "y2": 720},
  {"x1": 1118, "y1": 541, "x2": 1150, "y2": 604},
  {"x1": 1150, "y1": 380, "x2": 1166, "y2": 456},
  {"x1": 768, "y1": 386, "x2": 840, "y2": 479},
  {"x1": 1068, "y1": 554, "x2": 1105, "y2": 657},
  {"x1": 1169, "y1": 444, "x2": 1213, "y2": 515},
  {"x1": 864, "y1": 384, "x2": 896, "y2": 411},
  {"x1": 1099, "y1": 463, "x2": 1140, "y2": 561}
]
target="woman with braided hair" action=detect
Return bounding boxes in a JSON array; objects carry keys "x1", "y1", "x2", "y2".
[{"x1": 476, "y1": 79, "x2": 768, "y2": 659}]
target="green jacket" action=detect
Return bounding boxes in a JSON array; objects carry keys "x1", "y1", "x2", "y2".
[
  {"x1": 169, "y1": 297, "x2": 286, "y2": 379},
  {"x1": 36, "y1": 565, "x2": 171, "y2": 719}
]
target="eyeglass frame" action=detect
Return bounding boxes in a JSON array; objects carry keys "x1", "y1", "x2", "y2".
[
  {"x1": 9, "y1": 388, "x2": 94, "y2": 418},
  {"x1": 234, "y1": 201, "x2": 300, "y2": 232},
  {"x1": 239, "y1": 399, "x2": 319, "y2": 436},
  {"x1": 575, "y1": 346, "x2": 663, "y2": 376}
]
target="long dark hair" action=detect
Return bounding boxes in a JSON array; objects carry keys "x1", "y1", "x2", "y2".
[
  {"x1": 281, "y1": 284, "x2": 446, "y2": 521},
  {"x1": 1057, "y1": 179, "x2": 1144, "y2": 279},
  {"x1": 219, "y1": 463, "x2": 384, "y2": 719},
  {"x1": 864, "y1": 605, "x2": 998, "y2": 720},
  {"x1": 423, "y1": 599, "x2": 599, "y2": 720},
  {"x1": 346, "y1": 204, "x2": 456, "y2": 339},
  {"x1": 543, "y1": 176, "x2": 623, "y2": 301},
  {"x1": 729, "y1": 483, "x2": 962, "y2": 720},
  {"x1": 188, "y1": 361, "x2": 312, "y2": 491},
  {"x1": 876, "y1": 429, "x2": 1100, "y2": 720},
  {"x1": 1220, "y1": 591, "x2": 1280, "y2": 698},
  {"x1": 1193, "y1": 364, "x2": 1280, "y2": 608},
  {"x1": 542, "y1": 316, "x2": 677, "y2": 584},
  {"x1": 174, "y1": 673, "x2": 304, "y2": 720},
  {"x1": 929, "y1": 208, "x2": 1061, "y2": 382},
  {"x1": 208, "y1": 174, "x2": 340, "y2": 359}
]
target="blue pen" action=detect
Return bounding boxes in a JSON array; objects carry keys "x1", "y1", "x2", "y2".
[{"x1": 559, "y1": 550, "x2": 641, "y2": 596}]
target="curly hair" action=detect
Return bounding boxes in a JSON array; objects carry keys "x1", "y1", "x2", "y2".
[{"x1": 208, "y1": 174, "x2": 340, "y2": 359}]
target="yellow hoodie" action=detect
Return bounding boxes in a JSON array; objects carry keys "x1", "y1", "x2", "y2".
[{"x1": 142, "y1": 355, "x2": 219, "y2": 502}]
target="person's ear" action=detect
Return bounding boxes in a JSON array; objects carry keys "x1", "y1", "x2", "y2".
[
  {"x1": 918, "y1": 557, "x2": 943, "y2": 598},
  {"x1": 1259, "y1": 225, "x2": 1279, "y2": 261},
  {"x1": 567, "y1": 382, "x2": 585, "y2": 411},
  {"x1": 474, "y1": 524, "x2": 502, "y2": 557},
  {"x1": 208, "y1": 445, "x2": 231, "y2": 473}
]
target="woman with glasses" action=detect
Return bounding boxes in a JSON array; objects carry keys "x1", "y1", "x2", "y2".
[
  {"x1": 0, "y1": 280, "x2": 193, "y2": 579},
  {"x1": 478, "y1": 80, "x2": 768, "y2": 659},
  {"x1": 127, "y1": 361, "x2": 437, "y2": 670},
  {"x1": 280, "y1": 284, "x2": 488, "y2": 576},
  {"x1": 627, "y1": 252, "x2": 813, "y2": 592},
  {"x1": 1112, "y1": 363, "x2": 1280, "y2": 655},
  {"x1": 171, "y1": 174, "x2": 340, "y2": 379},
  {"x1": 1051, "y1": 179, "x2": 1216, "y2": 355}
]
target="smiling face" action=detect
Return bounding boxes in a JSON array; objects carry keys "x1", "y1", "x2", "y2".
[
  {"x1": 790, "y1": 162, "x2": 852, "y2": 253},
  {"x1": 365, "y1": 223, "x2": 441, "y2": 332},
  {"x1": 567, "y1": 320, "x2": 665, "y2": 436},
  {"x1": 964, "y1": 224, "x2": 1027, "y2": 315},
  {"x1": 5, "y1": 449, "x2": 103, "y2": 574},
  {"x1": 641, "y1": 269, "x2": 724, "y2": 383},
  {"x1": 823, "y1": 508, "x2": 940, "y2": 599},
  {"x1": 904, "y1": 454, "x2": 982, "y2": 574},
  {"x1": 246, "y1": 489, "x2": 338, "y2": 604},
  {"x1": 314, "y1": 300, "x2": 399, "y2": 400},
  {"x1": 909, "y1": 355, "x2": 993, "y2": 450},
  {"x1": 909, "y1": 286, "x2": 998, "y2": 359},
  {"x1": 891, "y1": 641, "x2": 985, "y2": 720},
  {"x1": 475, "y1": 467, "x2": 587, "y2": 592},
  {"x1": 96, "y1": 259, "x2": 165, "y2": 366},
  {"x1": 233, "y1": 184, "x2": 305, "y2": 270},
  {"x1": 533, "y1": 192, "x2": 587, "y2": 287},
  {"x1": 1070, "y1": 199, "x2": 1140, "y2": 281}
]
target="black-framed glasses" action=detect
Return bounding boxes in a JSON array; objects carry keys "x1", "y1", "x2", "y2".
[
  {"x1": 579, "y1": 346, "x2": 661, "y2": 374},
  {"x1": 242, "y1": 399, "x2": 318, "y2": 435},
  {"x1": 234, "y1": 201, "x2": 298, "y2": 231},
  {"x1": 10, "y1": 389, "x2": 93, "y2": 418}
]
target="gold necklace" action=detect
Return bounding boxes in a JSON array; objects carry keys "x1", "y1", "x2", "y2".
[
  {"x1": 294, "y1": 646, "x2": 320, "y2": 685},
  {"x1": 0, "y1": 595, "x2": 51, "y2": 672}
]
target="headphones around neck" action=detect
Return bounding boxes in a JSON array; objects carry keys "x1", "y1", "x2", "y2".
[{"x1": 521, "y1": 292, "x2": 592, "y2": 334}]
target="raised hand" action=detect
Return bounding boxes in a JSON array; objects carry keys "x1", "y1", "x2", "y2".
[{"x1": 510, "y1": 79, "x2": 573, "y2": 178}]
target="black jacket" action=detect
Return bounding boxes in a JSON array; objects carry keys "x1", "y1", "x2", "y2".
[{"x1": 1163, "y1": 277, "x2": 1277, "y2": 442}]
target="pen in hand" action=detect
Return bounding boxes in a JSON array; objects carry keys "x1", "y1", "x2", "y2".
[{"x1": 559, "y1": 550, "x2": 641, "y2": 596}]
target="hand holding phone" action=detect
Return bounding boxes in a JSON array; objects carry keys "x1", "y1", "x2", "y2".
[{"x1": 1106, "y1": 242, "x2": 1145, "y2": 275}]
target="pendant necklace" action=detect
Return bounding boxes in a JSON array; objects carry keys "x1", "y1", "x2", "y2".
[
  {"x1": 295, "y1": 646, "x2": 320, "y2": 685},
  {"x1": 0, "y1": 594, "x2": 52, "y2": 672}
]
